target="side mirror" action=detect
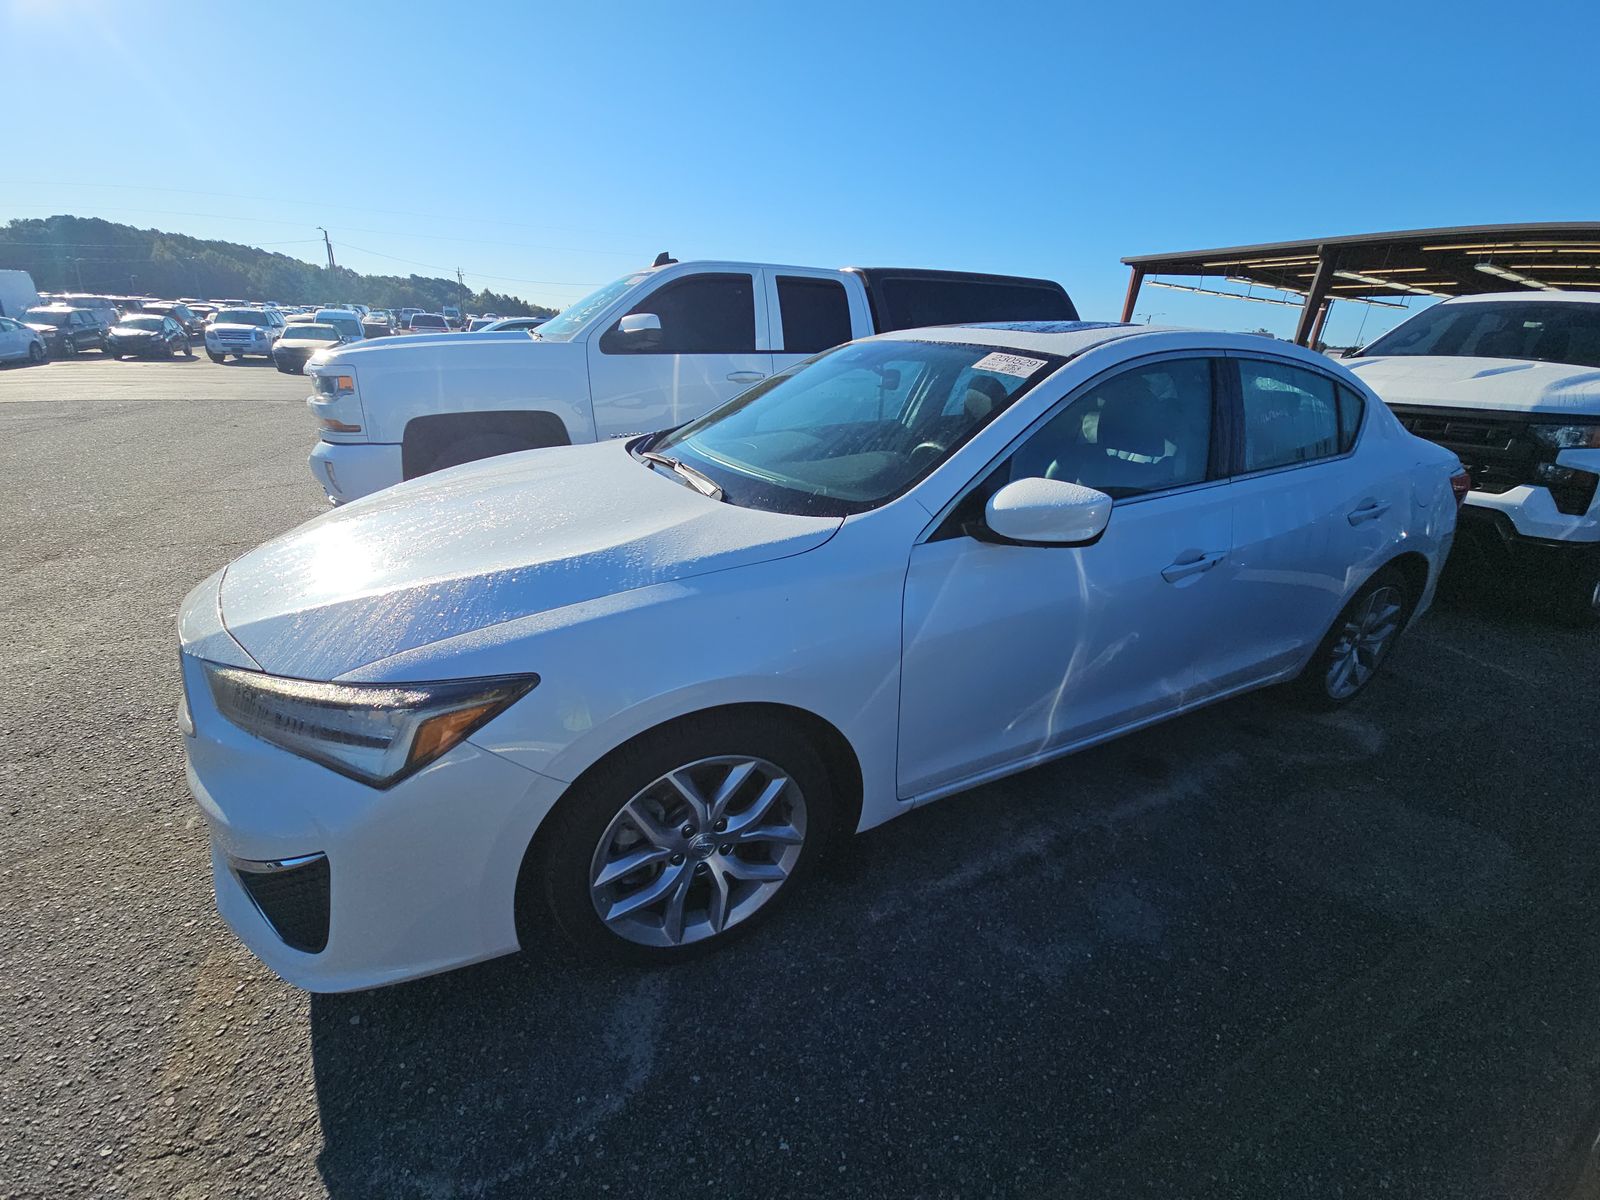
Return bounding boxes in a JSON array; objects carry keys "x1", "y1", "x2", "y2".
[
  {"x1": 983, "y1": 477, "x2": 1112, "y2": 546},
  {"x1": 612, "y1": 311, "x2": 663, "y2": 349}
]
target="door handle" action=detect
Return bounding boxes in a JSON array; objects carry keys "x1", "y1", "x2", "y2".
[
  {"x1": 726, "y1": 371, "x2": 766, "y2": 384},
  {"x1": 1161, "y1": 551, "x2": 1226, "y2": 583},
  {"x1": 1347, "y1": 500, "x2": 1391, "y2": 525}
]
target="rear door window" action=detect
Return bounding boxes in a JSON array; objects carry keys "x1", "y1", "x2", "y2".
[
  {"x1": 1238, "y1": 360, "x2": 1339, "y2": 472},
  {"x1": 776, "y1": 276, "x2": 852, "y2": 353}
]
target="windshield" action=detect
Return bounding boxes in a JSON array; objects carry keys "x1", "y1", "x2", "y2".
[
  {"x1": 216, "y1": 308, "x2": 270, "y2": 326},
  {"x1": 410, "y1": 314, "x2": 446, "y2": 328},
  {"x1": 25, "y1": 309, "x2": 70, "y2": 327},
  {"x1": 1361, "y1": 300, "x2": 1600, "y2": 368},
  {"x1": 650, "y1": 339, "x2": 1061, "y2": 516},
  {"x1": 535, "y1": 273, "x2": 647, "y2": 341},
  {"x1": 288, "y1": 325, "x2": 339, "y2": 341},
  {"x1": 120, "y1": 316, "x2": 164, "y2": 331},
  {"x1": 320, "y1": 317, "x2": 360, "y2": 337}
]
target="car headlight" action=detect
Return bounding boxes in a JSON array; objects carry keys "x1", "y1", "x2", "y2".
[
  {"x1": 202, "y1": 664, "x2": 539, "y2": 788},
  {"x1": 1530, "y1": 423, "x2": 1600, "y2": 450}
]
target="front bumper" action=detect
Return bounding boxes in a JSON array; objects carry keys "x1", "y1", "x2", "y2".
[
  {"x1": 207, "y1": 338, "x2": 272, "y2": 357},
  {"x1": 308, "y1": 439, "x2": 402, "y2": 504},
  {"x1": 180, "y1": 651, "x2": 568, "y2": 992}
]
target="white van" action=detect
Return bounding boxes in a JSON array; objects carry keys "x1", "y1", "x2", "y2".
[{"x1": 0, "y1": 269, "x2": 40, "y2": 321}]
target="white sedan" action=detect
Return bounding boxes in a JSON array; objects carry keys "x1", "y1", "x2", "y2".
[{"x1": 177, "y1": 322, "x2": 1465, "y2": 991}]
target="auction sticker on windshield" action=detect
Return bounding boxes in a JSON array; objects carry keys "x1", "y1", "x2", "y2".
[{"x1": 970, "y1": 352, "x2": 1049, "y2": 378}]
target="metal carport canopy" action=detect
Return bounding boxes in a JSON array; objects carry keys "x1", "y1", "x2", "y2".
[{"x1": 1119, "y1": 222, "x2": 1600, "y2": 346}]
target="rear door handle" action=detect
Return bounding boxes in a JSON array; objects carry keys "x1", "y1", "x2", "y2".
[
  {"x1": 1161, "y1": 550, "x2": 1226, "y2": 583},
  {"x1": 1347, "y1": 500, "x2": 1391, "y2": 525},
  {"x1": 726, "y1": 371, "x2": 766, "y2": 384}
]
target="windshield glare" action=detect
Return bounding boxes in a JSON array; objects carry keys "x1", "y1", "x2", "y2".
[
  {"x1": 535, "y1": 273, "x2": 646, "y2": 341},
  {"x1": 1362, "y1": 300, "x2": 1600, "y2": 368},
  {"x1": 25, "y1": 309, "x2": 70, "y2": 327},
  {"x1": 120, "y1": 317, "x2": 164, "y2": 331},
  {"x1": 651, "y1": 340, "x2": 1059, "y2": 516},
  {"x1": 288, "y1": 325, "x2": 339, "y2": 341},
  {"x1": 216, "y1": 309, "x2": 270, "y2": 326}
]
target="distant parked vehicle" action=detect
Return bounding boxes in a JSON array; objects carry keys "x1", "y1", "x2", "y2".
[
  {"x1": 56, "y1": 294, "x2": 121, "y2": 328},
  {"x1": 0, "y1": 315, "x2": 47, "y2": 365},
  {"x1": 315, "y1": 309, "x2": 366, "y2": 342},
  {"x1": 23, "y1": 305, "x2": 113, "y2": 357},
  {"x1": 442, "y1": 305, "x2": 462, "y2": 329},
  {"x1": 272, "y1": 323, "x2": 348, "y2": 374},
  {"x1": 360, "y1": 315, "x2": 391, "y2": 338},
  {"x1": 141, "y1": 301, "x2": 205, "y2": 340},
  {"x1": 0, "y1": 268, "x2": 41, "y2": 320},
  {"x1": 205, "y1": 307, "x2": 283, "y2": 362},
  {"x1": 397, "y1": 307, "x2": 423, "y2": 330},
  {"x1": 285, "y1": 311, "x2": 319, "y2": 325},
  {"x1": 477, "y1": 316, "x2": 547, "y2": 333},
  {"x1": 107, "y1": 313, "x2": 192, "y2": 359},
  {"x1": 404, "y1": 312, "x2": 450, "y2": 333},
  {"x1": 466, "y1": 317, "x2": 497, "y2": 331}
]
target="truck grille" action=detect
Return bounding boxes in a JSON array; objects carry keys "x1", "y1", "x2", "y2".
[{"x1": 1389, "y1": 404, "x2": 1598, "y2": 516}]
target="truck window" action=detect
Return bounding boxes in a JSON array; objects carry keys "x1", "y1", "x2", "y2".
[
  {"x1": 604, "y1": 273, "x2": 755, "y2": 355},
  {"x1": 871, "y1": 278, "x2": 1076, "y2": 332},
  {"x1": 776, "y1": 276, "x2": 852, "y2": 353}
]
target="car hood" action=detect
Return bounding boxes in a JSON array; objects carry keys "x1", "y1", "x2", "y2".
[
  {"x1": 213, "y1": 441, "x2": 842, "y2": 679},
  {"x1": 209, "y1": 323, "x2": 269, "y2": 334},
  {"x1": 1347, "y1": 355, "x2": 1600, "y2": 415},
  {"x1": 111, "y1": 328, "x2": 157, "y2": 337},
  {"x1": 23, "y1": 323, "x2": 56, "y2": 335}
]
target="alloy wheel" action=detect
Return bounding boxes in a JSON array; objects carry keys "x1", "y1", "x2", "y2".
[
  {"x1": 589, "y1": 755, "x2": 807, "y2": 948},
  {"x1": 1325, "y1": 584, "x2": 1403, "y2": 700}
]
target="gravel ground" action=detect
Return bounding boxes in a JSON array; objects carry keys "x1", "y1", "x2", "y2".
[{"x1": 3, "y1": 353, "x2": 1599, "y2": 1200}]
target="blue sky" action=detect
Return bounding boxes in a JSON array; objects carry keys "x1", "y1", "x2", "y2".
[{"x1": 4, "y1": 0, "x2": 1598, "y2": 343}]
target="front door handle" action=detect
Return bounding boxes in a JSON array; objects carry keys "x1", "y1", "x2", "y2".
[
  {"x1": 1347, "y1": 500, "x2": 1391, "y2": 525},
  {"x1": 1161, "y1": 550, "x2": 1226, "y2": 583},
  {"x1": 726, "y1": 371, "x2": 766, "y2": 384}
]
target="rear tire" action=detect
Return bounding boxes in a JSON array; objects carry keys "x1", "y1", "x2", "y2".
[
  {"x1": 1556, "y1": 557, "x2": 1600, "y2": 627},
  {"x1": 1294, "y1": 565, "x2": 1412, "y2": 708},
  {"x1": 527, "y1": 713, "x2": 833, "y2": 963}
]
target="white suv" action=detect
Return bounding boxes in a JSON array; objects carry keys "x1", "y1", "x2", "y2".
[
  {"x1": 204, "y1": 307, "x2": 284, "y2": 362},
  {"x1": 1347, "y1": 292, "x2": 1600, "y2": 621}
]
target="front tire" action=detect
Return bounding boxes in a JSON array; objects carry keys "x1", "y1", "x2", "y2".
[
  {"x1": 27, "y1": 343, "x2": 45, "y2": 365},
  {"x1": 207, "y1": 352, "x2": 225, "y2": 364},
  {"x1": 1294, "y1": 565, "x2": 1411, "y2": 708},
  {"x1": 61, "y1": 336, "x2": 77, "y2": 358},
  {"x1": 530, "y1": 714, "x2": 833, "y2": 962}
]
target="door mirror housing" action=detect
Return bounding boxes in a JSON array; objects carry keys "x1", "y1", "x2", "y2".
[
  {"x1": 612, "y1": 311, "x2": 663, "y2": 350},
  {"x1": 983, "y1": 477, "x2": 1112, "y2": 546}
]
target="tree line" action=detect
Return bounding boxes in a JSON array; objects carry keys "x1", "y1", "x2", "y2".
[{"x1": 0, "y1": 215, "x2": 556, "y2": 317}]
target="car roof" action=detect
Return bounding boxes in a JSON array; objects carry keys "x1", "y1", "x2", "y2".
[
  {"x1": 872, "y1": 320, "x2": 1341, "y2": 369},
  {"x1": 1433, "y1": 290, "x2": 1600, "y2": 307},
  {"x1": 316, "y1": 308, "x2": 359, "y2": 317}
]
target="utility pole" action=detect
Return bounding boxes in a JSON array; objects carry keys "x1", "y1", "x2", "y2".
[
  {"x1": 456, "y1": 267, "x2": 465, "y2": 311},
  {"x1": 318, "y1": 227, "x2": 337, "y2": 271}
]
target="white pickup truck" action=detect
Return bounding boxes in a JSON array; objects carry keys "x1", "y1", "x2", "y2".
[
  {"x1": 305, "y1": 258, "x2": 1076, "y2": 502},
  {"x1": 1346, "y1": 291, "x2": 1600, "y2": 621}
]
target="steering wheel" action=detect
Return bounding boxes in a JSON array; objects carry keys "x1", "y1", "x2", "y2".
[{"x1": 908, "y1": 441, "x2": 946, "y2": 463}]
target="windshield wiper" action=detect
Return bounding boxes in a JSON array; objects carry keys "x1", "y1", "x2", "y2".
[{"x1": 640, "y1": 450, "x2": 723, "y2": 500}]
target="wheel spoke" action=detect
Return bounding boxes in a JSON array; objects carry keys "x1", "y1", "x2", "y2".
[
  {"x1": 704, "y1": 863, "x2": 733, "y2": 934},
  {"x1": 663, "y1": 769, "x2": 711, "y2": 825},
  {"x1": 719, "y1": 856, "x2": 787, "y2": 884},
  {"x1": 708, "y1": 759, "x2": 758, "y2": 823},
  {"x1": 735, "y1": 821, "x2": 805, "y2": 847},
  {"x1": 606, "y1": 862, "x2": 689, "y2": 922},
  {"x1": 593, "y1": 846, "x2": 670, "y2": 889},
  {"x1": 723, "y1": 776, "x2": 788, "y2": 837},
  {"x1": 659, "y1": 866, "x2": 696, "y2": 945},
  {"x1": 620, "y1": 798, "x2": 680, "y2": 851}
]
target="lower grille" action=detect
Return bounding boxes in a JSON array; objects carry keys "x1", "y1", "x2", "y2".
[
  {"x1": 234, "y1": 853, "x2": 330, "y2": 953},
  {"x1": 1390, "y1": 404, "x2": 1599, "y2": 515}
]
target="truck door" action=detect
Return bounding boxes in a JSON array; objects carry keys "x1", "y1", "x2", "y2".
[
  {"x1": 585, "y1": 270, "x2": 773, "y2": 440},
  {"x1": 765, "y1": 270, "x2": 870, "y2": 376}
]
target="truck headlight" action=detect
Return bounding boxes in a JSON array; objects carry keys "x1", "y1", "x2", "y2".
[
  {"x1": 1530, "y1": 423, "x2": 1600, "y2": 450},
  {"x1": 203, "y1": 665, "x2": 539, "y2": 788}
]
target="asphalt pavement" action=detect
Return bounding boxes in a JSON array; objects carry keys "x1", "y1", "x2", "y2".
[{"x1": 3, "y1": 352, "x2": 1599, "y2": 1200}]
